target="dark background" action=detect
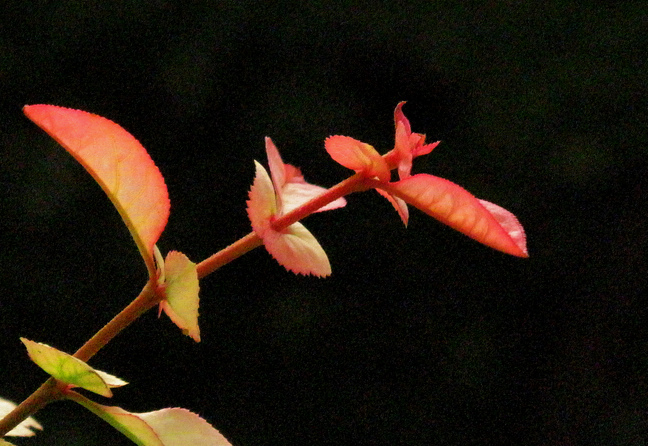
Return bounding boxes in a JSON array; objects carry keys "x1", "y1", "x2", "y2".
[{"x1": 1, "y1": 1, "x2": 646, "y2": 445}]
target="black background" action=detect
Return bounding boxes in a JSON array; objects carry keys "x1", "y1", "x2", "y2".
[{"x1": 1, "y1": 1, "x2": 647, "y2": 445}]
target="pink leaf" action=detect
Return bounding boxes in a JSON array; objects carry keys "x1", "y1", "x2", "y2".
[
  {"x1": 138, "y1": 408, "x2": 232, "y2": 446},
  {"x1": 72, "y1": 398, "x2": 232, "y2": 446},
  {"x1": 247, "y1": 161, "x2": 332, "y2": 276},
  {"x1": 325, "y1": 135, "x2": 391, "y2": 182},
  {"x1": 266, "y1": 137, "x2": 346, "y2": 213},
  {"x1": 23, "y1": 105, "x2": 170, "y2": 278},
  {"x1": 381, "y1": 174, "x2": 528, "y2": 257},
  {"x1": 261, "y1": 221, "x2": 332, "y2": 277}
]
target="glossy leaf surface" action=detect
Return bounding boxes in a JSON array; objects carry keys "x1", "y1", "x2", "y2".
[
  {"x1": 23, "y1": 105, "x2": 170, "y2": 278},
  {"x1": 21, "y1": 338, "x2": 127, "y2": 397}
]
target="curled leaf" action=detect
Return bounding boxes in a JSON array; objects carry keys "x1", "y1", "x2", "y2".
[
  {"x1": 247, "y1": 160, "x2": 278, "y2": 237},
  {"x1": 23, "y1": 105, "x2": 170, "y2": 279},
  {"x1": 375, "y1": 188, "x2": 409, "y2": 226},
  {"x1": 159, "y1": 251, "x2": 201, "y2": 342},
  {"x1": 20, "y1": 338, "x2": 127, "y2": 397},
  {"x1": 0, "y1": 397, "x2": 42, "y2": 437},
  {"x1": 73, "y1": 397, "x2": 232, "y2": 446},
  {"x1": 380, "y1": 174, "x2": 528, "y2": 257}
]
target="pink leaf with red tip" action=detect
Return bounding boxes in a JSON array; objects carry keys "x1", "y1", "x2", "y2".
[
  {"x1": 380, "y1": 174, "x2": 528, "y2": 257},
  {"x1": 23, "y1": 104, "x2": 170, "y2": 278}
]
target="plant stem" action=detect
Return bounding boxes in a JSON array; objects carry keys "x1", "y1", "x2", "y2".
[
  {"x1": 271, "y1": 173, "x2": 366, "y2": 231},
  {"x1": 0, "y1": 172, "x2": 370, "y2": 437},
  {"x1": 72, "y1": 282, "x2": 159, "y2": 362},
  {"x1": 196, "y1": 232, "x2": 263, "y2": 279},
  {"x1": 0, "y1": 379, "x2": 60, "y2": 436}
]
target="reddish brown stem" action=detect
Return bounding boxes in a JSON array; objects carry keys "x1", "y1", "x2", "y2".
[
  {"x1": 1, "y1": 172, "x2": 371, "y2": 437},
  {"x1": 0, "y1": 380, "x2": 60, "y2": 436}
]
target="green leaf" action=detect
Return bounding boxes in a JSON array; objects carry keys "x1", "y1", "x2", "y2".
[
  {"x1": 20, "y1": 338, "x2": 127, "y2": 397},
  {"x1": 0, "y1": 396, "x2": 42, "y2": 437},
  {"x1": 159, "y1": 251, "x2": 201, "y2": 342}
]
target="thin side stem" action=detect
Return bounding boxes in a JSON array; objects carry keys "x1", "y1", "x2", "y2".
[{"x1": 0, "y1": 283, "x2": 160, "y2": 436}]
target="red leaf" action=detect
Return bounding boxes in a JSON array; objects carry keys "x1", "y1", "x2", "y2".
[
  {"x1": 381, "y1": 174, "x2": 528, "y2": 257},
  {"x1": 24, "y1": 105, "x2": 170, "y2": 278}
]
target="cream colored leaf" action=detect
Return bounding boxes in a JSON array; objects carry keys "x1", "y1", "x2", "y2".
[{"x1": 159, "y1": 251, "x2": 200, "y2": 342}]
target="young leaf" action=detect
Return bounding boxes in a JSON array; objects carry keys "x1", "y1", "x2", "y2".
[
  {"x1": 0, "y1": 440, "x2": 17, "y2": 445},
  {"x1": 325, "y1": 135, "x2": 391, "y2": 182},
  {"x1": 247, "y1": 161, "x2": 331, "y2": 276},
  {"x1": 23, "y1": 105, "x2": 170, "y2": 279},
  {"x1": 0, "y1": 397, "x2": 42, "y2": 437},
  {"x1": 265, "y1": 137, "x2": 346, "y2": 213},
  {"x1": 73, "y1": 397, "x2": 232, "y2": 446},
  {"x1": 380, "y1": 174, "x2": 528, "y2": 257},
  {"x1": 20, "y1": 338, "x2": 127, "y2": 397},
  {"x1": 159, "y1": 251, "x2": 201, "y2": 342}
]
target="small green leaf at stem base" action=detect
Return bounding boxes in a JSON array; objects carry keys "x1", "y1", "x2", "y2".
[{"x1": 20, "y1": 338, "x2": 127, "y2": 397}]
